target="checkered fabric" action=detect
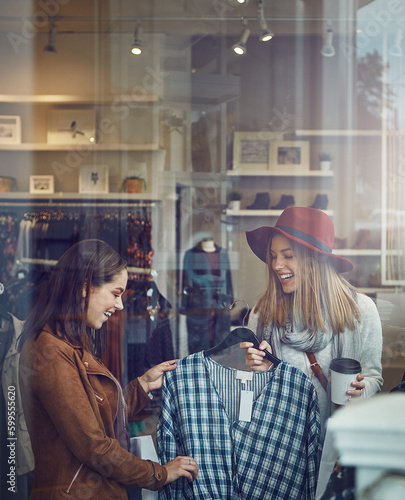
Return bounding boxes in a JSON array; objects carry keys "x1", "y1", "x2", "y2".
[{"x1": 157, "y1": 352, "x2": 320, "y2": 499}]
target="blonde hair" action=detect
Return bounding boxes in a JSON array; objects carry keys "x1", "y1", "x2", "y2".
[{"x1": 255, "y1": 237, "x2": 361, "y2": 335}]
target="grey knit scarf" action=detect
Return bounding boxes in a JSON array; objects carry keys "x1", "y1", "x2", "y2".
[
  {"x1": 261, "y1": 320, "x2": 333, "y2": 354},
  {"x1": 258, "y1": 319, "x2": 363, "y2": 362}
]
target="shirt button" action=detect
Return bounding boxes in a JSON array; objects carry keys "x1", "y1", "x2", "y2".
[
  {"x1": 157, "y1": 473, "x2": 161, "y2": 479},
  {"x1": 84, "y1": 362, "x2": 89, "y2": 367}
]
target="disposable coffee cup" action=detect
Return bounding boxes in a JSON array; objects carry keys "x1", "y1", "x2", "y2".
[{"x1": 330, "y1": 358, "x2": 362, "y2": 405}]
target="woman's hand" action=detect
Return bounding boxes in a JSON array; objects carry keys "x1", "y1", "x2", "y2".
[
  {"x1": 164, "y1": 456, "x2": 198, "y2": 484},
  {"x1": 347, "y1": 373, "x2": 365, "y2": 399},
  {"x1": 138, "y1": 359, "x2": 179, "y2": 394},
  {"x1": 240, "y1": 341, "x2": 272, "y2": 372}
]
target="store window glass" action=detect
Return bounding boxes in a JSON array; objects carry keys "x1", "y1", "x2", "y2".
[{"x1": 0, "y1": 1, "x2": 405, "y2": 498}]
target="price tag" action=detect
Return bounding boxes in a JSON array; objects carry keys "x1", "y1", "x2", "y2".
[{"x1": 239, "y1": 390, "x2": 254, "y2": 422}]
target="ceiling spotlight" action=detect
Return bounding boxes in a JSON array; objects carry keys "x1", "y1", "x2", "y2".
[
  {"x1": 235, "y1": 0, "x2": 249, "y2": 4},
  {"x1": 43, "y1": 18, "x2": 57, "y2": 53},
  {"x1": 233, "y1": 21, "x2": 250, "y2": 55},
  {"x1": 260, "y1": 28, "x2": 274, "y2": 43},
  {"x1": 131, "y1": 23, "x2": 142, "y2": 55},
  {"x1": 257, "y1": 0, "x2": 273, "y2": 42},
  {"x1": 321, "y1": 23, "x2": 336, "y2": 57},
  {"x1": 389, "y1": 28, "x2": 403, "y2": 57}
]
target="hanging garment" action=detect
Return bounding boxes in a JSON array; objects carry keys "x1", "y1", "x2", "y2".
[
  {"x1": 101, "y1": 280, "x2": 174, "y2": 417},
  {"x1": 180, "y1": 242, "x2": 233, "y2": 353},
  {"x1": 1, "y1": 315, "x2": 34, "y2": 477},
  {"x1": 0, "y1": 314, "x2": 34, "y2": 500},
  {"x1": 124, "y1": 281, "x2": 173, "y2": 378},
  {"x1": 181, "y1": 242, "x2": 233, "y2": 314},
  {"x1": 0, "y1": 214, "x2": 19, "y2": 283},
  {"x1": 157, "y1": 353, "x2": 320, "y2": 500}
]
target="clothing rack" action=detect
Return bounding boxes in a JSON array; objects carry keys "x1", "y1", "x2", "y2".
[
  {"x1": 18, "y1": 257, "x2": 157, "y2": 276},
  {"x1": 1, "y1": 200, "x2": 156, "y2": 283},
  {"x1": 0, "y1": 200, "x2": 156, "y2": 208}
]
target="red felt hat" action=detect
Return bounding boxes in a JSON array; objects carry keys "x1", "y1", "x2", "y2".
[{"x1": 246, "y1": 206, "x2": 354, "y2": 273}]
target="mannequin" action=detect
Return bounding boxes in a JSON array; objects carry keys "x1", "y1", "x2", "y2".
[
  {"x1": 201, "y1": 237, "x2": 216, "y2": 253},
  {"x1": 180, "y1": 238, "x2": 233, "y2": 354}
]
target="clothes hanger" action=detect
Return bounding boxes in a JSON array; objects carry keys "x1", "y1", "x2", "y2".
[{"x1": 203, "y1": 300, "x2": 281, "y2": 366}]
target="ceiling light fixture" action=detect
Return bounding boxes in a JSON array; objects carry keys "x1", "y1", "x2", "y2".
[
  {"x1": 257, "y1": 0, "x2": 273, "y2": 42},
  {"x1": 235, "y1": 0, "x2": 249, "y2": 4},
  {"x1": 389, "y1": 28, "x2": 403, "y2": 57},
  {"x1": 43, "y1": 18, "x2": 57, "y2": 53},
  {"x1": 233, "y1": 20, "x2": 250, "y2": 55},
  {"x1": 321, "y1": 22, "x2": 336, "y2": 57},
  {"x1": 131, "y1": 23, "x2": 142, "y2": 55}
]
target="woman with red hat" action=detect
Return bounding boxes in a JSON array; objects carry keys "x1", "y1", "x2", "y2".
[{"x1": 241, "y1": 206, "x2": 383, "y2": 438}]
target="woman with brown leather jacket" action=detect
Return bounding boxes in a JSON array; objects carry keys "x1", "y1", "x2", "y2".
[{"x1": 18, "y1": 239, "x2": 198, "y2": 499}]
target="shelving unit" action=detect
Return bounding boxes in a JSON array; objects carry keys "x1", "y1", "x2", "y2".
[
  {"x1": 0, "y1": 92, "x2": 164, "y2": 197},
  {"x1": 292, "y1": 127, "x2": 386, "y2": 289},
  {"x1": 226, "y1": 170, "x2": 333, "y2": 177},
  {"x1": 0, "y1": 192, "x2": 159, "y2": 204},
  {"x1": 335, "y1": 249, "x2": 388, "y2": 257},
  {"x1": 223, "y1": 127, "x2": 387, "y2": 291},
  {"x1": 0, "y1": 94, "x2": 159, "y2": 104},
  {"x1": 295, "y1": 129, "x2": 382, "y2": 136},
  {"x1": 225, "y1": 166, "x2": 333, "y2": 214},
  {"x1": 0, "y1": 144, "x2": 160, "y2": 151},
  {"x1": 225, "y1": 209, "x2": 334, "y2": 217}
]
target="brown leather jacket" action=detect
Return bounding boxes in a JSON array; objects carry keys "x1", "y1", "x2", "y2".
[{"x1": 19, "y1": 328, "x2": 167, "y2": 499}]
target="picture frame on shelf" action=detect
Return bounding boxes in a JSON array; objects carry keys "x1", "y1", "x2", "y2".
[
  {"x1": 269, "y1": 140, "x2": 310, "y2": 172},
  {"x1": 47, "y1": 109, "x2": 96, "y2": 145},
  {"x1": 29, "y1": 175, "x2": 54, "y2": 194},
  {"x1": 0, "y1": 115, "x2": 21, "y2": 144},
  {"x1": 232, "y1": 131, "x2": 283, "y2": 171},
  {"x1": 79, "y1": 165, "x2": 109, "y2": 194}
]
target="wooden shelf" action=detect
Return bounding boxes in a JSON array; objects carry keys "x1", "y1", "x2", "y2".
[
  {"x1": 335, "y1": 249, "x2": 382, "y2": 256},
  {"x1": 295, "y1": 129, "x2": 382, "y2": 136},
  {"x1": 0, "y1": 143, "x2": 161, "y2": 152},
  {"x1": 225, "y1": 209, "x2": 334, "y2": 217},
  {"x1": 0, "y1": 94, "x2": 159, "y2": 104},
  {"x1": 226, "y1": 170, "x2": 333, "y2": 177},
  {"x1": 0, "y1": 192, "x2": 160, "y2": 204},
  {"x1": 335, "y1": 249, "x2": 401, "y2": 257},
  {"x1": 357, "y1": 287, "x2": 399, "y2": 294}
]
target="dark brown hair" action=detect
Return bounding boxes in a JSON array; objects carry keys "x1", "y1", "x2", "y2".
[{"x1": 19, "y1": 239, "x2": 127, "y2": 357}]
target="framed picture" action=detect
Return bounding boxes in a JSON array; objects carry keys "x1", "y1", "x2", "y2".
[
  {"x1": 79, "y1": 165, "x2": 109, "y2": 194},
  {"x1": 232, "y1": 131, "x2": 283, "y2": 171},
  {"x1": 0, "y1": 115, "x2": 21, "y2": 144},
  {"x1": 269, "y1": 141, "x2": 310, "y2": 172},
  {"x1": 48, "y1": 109, "x2": 96, "y2": 144},
  {"x1": 29, "y1": 175, "x2": 54, "y2": 194}
]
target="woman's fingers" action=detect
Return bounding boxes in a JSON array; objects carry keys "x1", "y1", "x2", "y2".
[
  {"x1": 241, "y1": 343, "x2": 271, "y2": 371},
  {"x1": 347, "y1": 374, "x2": 365, "y2": 397},
  {"x1": 164, "y1": 456, "x2": 198, "y2": 484}
]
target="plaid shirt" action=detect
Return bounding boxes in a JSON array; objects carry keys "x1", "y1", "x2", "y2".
[{"x1": 157, "y1": 352, "x2": 320, "y2": 499}]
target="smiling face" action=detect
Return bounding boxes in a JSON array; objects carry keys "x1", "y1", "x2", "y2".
[
  {"x1": 270, "y1": 234, "x2": 297, "y2": 294},
  {"x1": 85, "y1": 269, "x2": 128, "y2": 330}
]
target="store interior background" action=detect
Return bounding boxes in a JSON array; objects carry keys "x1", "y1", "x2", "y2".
[{"x1": 1, "y1": 0, "x2": 405, "y2": 393}]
